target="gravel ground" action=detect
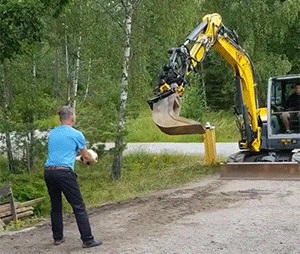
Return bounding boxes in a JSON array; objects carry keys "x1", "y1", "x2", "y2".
[{"x1": 1, "y1": 175, "x2": 299, "y2": 254}]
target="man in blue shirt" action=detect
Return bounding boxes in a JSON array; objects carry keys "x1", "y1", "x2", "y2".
[{"x1": 44, "y1": 106, "x2": 102, "y2": 248}]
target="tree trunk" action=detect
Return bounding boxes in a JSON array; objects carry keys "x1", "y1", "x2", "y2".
[
  {"x1": 69, "y1": 3, "x2": 82, "y2": 109},
  {"x1": 84, "y1": 58, "x2": 92, "y2": 101},
  {"x1": 5, "y1": 132, "x2": 16, "y2": 173},
  {"x1": 53, "y1": 48, "x2": 60, "y2": 97},
  {"x1": 25, "y1": 62, "x2": 37, "y2": 173},
  {"x1": 200, "y1": 62, "x2": 207, "y2": 108},
  {"x1": 1, "y1": 61, "x2": 17, "y2": 173},
  {"x1": 64, "y1": 32, "x2": 71, "y2": 104},
  {"x1": 26, "y1": 130, "x2": 34, "y2": 173},
  {"x1": 70, "y1": 34, "x2": 81, "y2": 109},
  {"x1": 112, "y1": 0, "x2": 133, "y2": 180}
]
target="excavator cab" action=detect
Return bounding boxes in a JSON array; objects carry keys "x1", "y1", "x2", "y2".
[{"x1": 268, "y1": 75, "x2": 300, "y2": 136}]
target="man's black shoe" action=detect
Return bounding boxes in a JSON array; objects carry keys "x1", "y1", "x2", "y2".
[
  {"x1": 54, "y1": 238, "x2": 65, "y2": 245},
  {"x1": 82, "y1": 240, "x2": 102, "y2": 248}
]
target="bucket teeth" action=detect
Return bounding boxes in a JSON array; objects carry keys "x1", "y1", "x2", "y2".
[{"x1": 151, "y1": 93, "x2": 205, "y2": 135}]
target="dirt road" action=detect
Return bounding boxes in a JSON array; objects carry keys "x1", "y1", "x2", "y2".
[{"x1": 1, "y1": 175, "x2": 299, "y2": 254}]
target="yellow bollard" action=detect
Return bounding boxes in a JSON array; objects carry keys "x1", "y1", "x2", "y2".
[{"x1": 202, "y1": 122, "x2": 217, "y2": 165}]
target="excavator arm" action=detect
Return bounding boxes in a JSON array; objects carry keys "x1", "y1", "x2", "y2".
[{"x1": 148, "y1": 13, "x2": 262, "y2": 152}]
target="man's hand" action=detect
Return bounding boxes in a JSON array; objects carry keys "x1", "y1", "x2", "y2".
[
  {"x1": 276, "y1": 106, "x2": 284, "y2": 111},
  {"x1": 76, "y1": 149, "x2": 98, "y2": 165}
]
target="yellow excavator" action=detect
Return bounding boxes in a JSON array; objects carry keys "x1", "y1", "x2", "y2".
[{"x1": 147, "y1": 13, "x2": 300, "y2": 180}]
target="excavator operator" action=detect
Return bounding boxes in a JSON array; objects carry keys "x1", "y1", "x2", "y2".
[{"x1": 281, "y1": 83, "x2": 300, "y2": 133}]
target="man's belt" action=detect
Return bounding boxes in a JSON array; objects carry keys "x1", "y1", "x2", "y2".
[{"x1": 44, "y1": 166, "x2": 70, "y2": 171}]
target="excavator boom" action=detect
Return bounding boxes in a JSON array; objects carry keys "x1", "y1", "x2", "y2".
[{"x1": 148, "y1": 13, "x2": 260, "y2": 150}]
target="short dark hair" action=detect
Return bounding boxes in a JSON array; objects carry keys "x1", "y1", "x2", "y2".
[{"x1": 58, "y1": 106, "x2": 74, "y2": 121}]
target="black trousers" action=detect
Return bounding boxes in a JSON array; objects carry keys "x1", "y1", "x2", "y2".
[{"x1": 44, "y1": 169, "x2": 94, "y2": 243}]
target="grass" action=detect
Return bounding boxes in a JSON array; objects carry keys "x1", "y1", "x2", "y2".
[
  {"x1": 0, "y1": 153, "x2": 219, "y2": 232},
  {"x1": 126, "y1": 108, "x2": 239, "y2": 142},
  {"x1": 61, "y1": 153, "x2": 219, "y2": 209}
]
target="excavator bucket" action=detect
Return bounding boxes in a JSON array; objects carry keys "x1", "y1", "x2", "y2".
[
  {"x1": 150, "y1": 93, "x2": 205, "y2": 135},
  {"x1": 220, "y1": 162, "x2": 300, "y2": 181}
]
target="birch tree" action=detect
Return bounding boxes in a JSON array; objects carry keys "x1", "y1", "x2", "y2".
[
  {"x1": 67, "y1": 2, "x2": 83, "y2": 110},
  {"x1": 111, "y1": 0, "x2": 138, "y2": 180},
  {"x1": 95, "y1": 0, "x2": 141, "y2": 179}
]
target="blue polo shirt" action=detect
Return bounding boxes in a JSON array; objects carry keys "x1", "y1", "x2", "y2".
[{"x1": 44, "y1": 125, "x2": 86, "y2": 171}]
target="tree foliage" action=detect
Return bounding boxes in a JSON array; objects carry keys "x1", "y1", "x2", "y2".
[
  {"x1": 201, "y1": 0, "x2": 300, "y2": 105},
  {"x1": 0, "y1": 0, "x2": 299, "y2": 173},
  {"x1": 0, "y1": 1, "x2": 44, "y2": 62}
]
